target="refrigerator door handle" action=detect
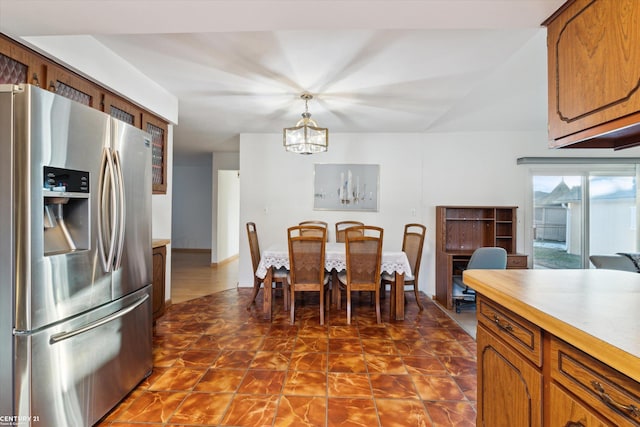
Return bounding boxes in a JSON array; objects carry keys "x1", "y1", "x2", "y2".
[
  {"x1": 97, "y1": 147, "x2": 118, "y2": 272},
  {"x1": 113, "y1": 150, "x2": 126, "y2": 270},
  {"x1": 48, "y1": 293, "x2": 149, "y2": 344}
]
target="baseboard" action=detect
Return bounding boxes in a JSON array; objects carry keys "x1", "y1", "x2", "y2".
[
  {"x1": 173, "y1": 248, "x2": 211, "y2": 253},
  {"x1": 211, "y1": 254, "x2": 239, "y2": 268}
]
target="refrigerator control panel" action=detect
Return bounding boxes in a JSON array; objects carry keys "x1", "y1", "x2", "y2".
[{"x1": 44, "y1": 166, "x2": 89, "y2": 193}]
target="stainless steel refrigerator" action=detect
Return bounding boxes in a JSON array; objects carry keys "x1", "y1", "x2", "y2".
[{"x1": 0, "y1": 84, "x2": 153, "y2": 426}]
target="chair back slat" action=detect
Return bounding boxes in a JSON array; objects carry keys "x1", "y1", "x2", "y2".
[
  {"x1": 299, "y1": 221, "x2": 329, "y2": 239},
  {"x1": 343, "y1": 225, "x2": 383, "y2": 324},
  {"x1": 288, "y1": 225, "x2": 327, "y2": 285},
  {"x1": 402, "y1": 223, "x2": 426, "y2": 279},
  {"x1": 246, "y1": 222, "x2": 261, "y2": 274},
  {"x1": 335, "y1": 221, "x2": 364, "y2": 242},
  {"x1": 345, "y1": 226, "x2": 383, "y2": 286},
  {"x1": 287, "y1": 225, "x2": 328, "y2": 324},
  {"x1": 289, "y1": 238, "x2": 325, "y2": 284}
]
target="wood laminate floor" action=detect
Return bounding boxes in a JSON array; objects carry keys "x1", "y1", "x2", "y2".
[
  {"x1": 97, "y1": 252, "x2": 478, "y2": 426},
  {"x1": 170, "y1": 251, "x2": 239, "y2": 304}
]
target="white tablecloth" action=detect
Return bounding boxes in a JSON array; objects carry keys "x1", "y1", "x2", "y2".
[{"x1": 256, "y1": 242, "x2": 411, "y2": 279}]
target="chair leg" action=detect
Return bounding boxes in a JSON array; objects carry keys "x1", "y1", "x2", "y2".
[
  {"x1": 374, "y1": 288, "x2": 381, "y2": 324},
  {"x1": 290, "y1": 288, "x2": 296, "y2": 324},
  {"x1": 346, "y1": 286, "x2": 352, "y2": 325},
  {"x1": 332, "y1": 270, "x2": 341, "y2": 310},
  {"x1": 246, "y1": 278, "x2": 261, "y2": 309},
  {"x1": 319, "y1": 287, "x2": 325, "y2": 325},
  {"x1": 282, "y1": 280, "x2": 290, "y2": 311},
  {"x1": 413, "y1": 283, "x2": 424, "y2": 311},
  {"x1": 389, "y1": 282, "x2": 396, "y2": 319}
]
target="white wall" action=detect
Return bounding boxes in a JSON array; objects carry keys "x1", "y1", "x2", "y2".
[
  {"x1": 172, "y1": 154, "x2": 212, "y2": 249},
  {"x1": 239, "y1": 131, "x2": 640, "y2": 298}
]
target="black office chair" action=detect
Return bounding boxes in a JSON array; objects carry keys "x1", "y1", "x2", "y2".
[{"x1": 452, "y1": 247, "x2": 507, "y2": 313}]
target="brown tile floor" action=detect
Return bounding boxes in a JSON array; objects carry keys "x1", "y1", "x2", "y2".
[{"x1": 98, "y1": 288, "x2": 477, "y2": 426}]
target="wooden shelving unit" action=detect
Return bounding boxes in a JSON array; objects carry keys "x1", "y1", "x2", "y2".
[{"x1": 435, "y1": 206, "x2": 527, "y2": 310}]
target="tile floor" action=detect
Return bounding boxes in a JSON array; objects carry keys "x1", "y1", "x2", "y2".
[{"x1": 98, "y1": 288, "x2": 477, "y2": 426}]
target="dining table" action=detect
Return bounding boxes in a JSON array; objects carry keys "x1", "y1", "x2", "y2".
[{"x1": 256, "y1": 242, "x2": 413, "y2": 322}]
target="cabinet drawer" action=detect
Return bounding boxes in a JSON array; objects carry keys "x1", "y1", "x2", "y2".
[
  {"x1": 551, "y1": 337, "x2": 640, "y2": 427},
  {"x1": 506, "y1": 255, "x2": 528, "y2": 269},
  {"x1": 477, "y1": 295, "x2": 542, "y2": 367}
]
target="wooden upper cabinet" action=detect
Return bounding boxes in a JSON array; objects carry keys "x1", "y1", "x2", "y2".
[
  {"x1": 143, "y1": 112, "x2": 168, "y2": 194},
  {"x1": 0, "y1": 35, "x2": 44, "y2": 87},
  {"x1": 103, "y1": 92, "x2": 142, "y2": 128},
  {"x1": 47, "y1": 62, "x2": 101, "y2": 108},
  {"x1": 544, "y1": 0, "x2": 640, "y2": 149},
  {"x1": 1, "y1": 33, "x2": 170, "y2": 194}
]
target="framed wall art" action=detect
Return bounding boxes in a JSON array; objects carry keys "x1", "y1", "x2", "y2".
[{"x1": 313, "y1": 163, "x2": 379, "y2": 211}]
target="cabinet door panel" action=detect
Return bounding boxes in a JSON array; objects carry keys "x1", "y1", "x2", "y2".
[
  {"x1": 550, "y1": 383, "x2": 615, "y2": 427},
  {"x1": 152, "y1": 245, "x2": 166, "y2": 320},
  {"x1": 0, "y1": 35, "x2": 44, "y2": 86},
  {"x1": 546, "y1": 0, "x2": 640, "y2": 146},
  {"x1": 47, "y1": 62, "x2": 101, "y2": 108},
  {"x1": 143, "y1": 113, "x2": 168, "y2": 194},
  {"x1": 477, "y1": 324, "x2": 542, "y2": 427},
  {"x1": 104, "y1": 92, "x2": 141, "y2": 127}
]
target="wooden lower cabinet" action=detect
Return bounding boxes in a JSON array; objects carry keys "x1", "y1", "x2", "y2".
[
  {"x1": 478, "y1": 295, "x2": 640, "y2": 427},
  {"x1": 152, "y1": 244, "x2": 166, "y2": 321},
  {"x1": 476, "y1": 324, "x2": 543, "y2": 426},
  {"x1": 550, "y1": 337, "x2": 640, "y2": 427}
]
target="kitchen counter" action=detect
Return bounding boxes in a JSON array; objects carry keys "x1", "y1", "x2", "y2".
[
  {"x1": 463, "y1": 269, "x2": 640, "y2": 383},
  {"x1": 152, "y1": 239, "x2": 170, "y2": 249}
]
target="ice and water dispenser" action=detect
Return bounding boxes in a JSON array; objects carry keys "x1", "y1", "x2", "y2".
[{"x1": 43, "y1": 166, "x2": 90, "y2": 255}]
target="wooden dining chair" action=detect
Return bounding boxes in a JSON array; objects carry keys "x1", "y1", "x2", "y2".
[
  {"x1": 335, "y1": 221, "x2": 364, "y2": 243},
  {"x1": 287, "y1": 225, "x2": 330, "y2": 325},
  {"x1": 246, "y1": 222, "x2": 288, "y2": 310},
  {"x1": 338, "y1": 225, "x2": 384, "y2": 324},
  {"x1": 299, "y1": 220, "x2": 329, "y2": 239},
  {"x1": 381, "y1": 223, "x2": 426, "y2": 312}
]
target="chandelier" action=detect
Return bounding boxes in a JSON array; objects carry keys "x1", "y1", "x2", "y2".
[{"x1": 283, "y1": 93, "x2": 328, "y2": 154}]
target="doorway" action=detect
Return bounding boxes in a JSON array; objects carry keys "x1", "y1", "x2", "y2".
[{"x1": 215, "y1": 170, "x2": 240, "y2": 263}]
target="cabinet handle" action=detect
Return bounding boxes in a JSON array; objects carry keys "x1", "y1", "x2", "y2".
[
  {"x1": 492, "y1": 314, "x2": 513, "y2": 332},
  {"x1": 591, "y1": 381, "x2": 640, "y2": 419}
]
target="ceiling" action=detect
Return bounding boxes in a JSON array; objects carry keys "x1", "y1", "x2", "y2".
[{"x1": 0, "y1": 0, "x2": 566, "y2": 154}]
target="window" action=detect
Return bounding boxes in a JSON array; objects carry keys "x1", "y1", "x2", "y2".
[{"x1": 528, "y1": 165, "x2": 638, "y2": 269}]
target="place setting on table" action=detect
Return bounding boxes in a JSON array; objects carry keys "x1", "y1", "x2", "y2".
[{"x1": 254, "y1": 221, "x2": 414, "y2": 322}]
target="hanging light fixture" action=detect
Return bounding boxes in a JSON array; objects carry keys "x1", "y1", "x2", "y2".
[{"x1": 283, "y1": 93, "x2": 328, "y2": 154}]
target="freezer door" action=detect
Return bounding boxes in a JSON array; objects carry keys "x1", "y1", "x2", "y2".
[
  {"x1": 0, "y1": 86, "x2": 16, "y2": 418},
  {"x1": 13, "y1": 84, "x2": 112, "y2": 331},
  {"x1": 14, "y1": 286, "x2": 152, "y2": 426},
  {"x1": 110, "y1": 118, "x2": 152, "y2": 299}
]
